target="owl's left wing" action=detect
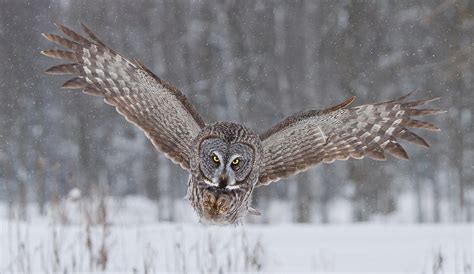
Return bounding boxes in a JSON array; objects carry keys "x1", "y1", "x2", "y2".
[
  {"x1": 257, "y1": 92, "x2": 446, "y2": 186},
  {"x1": 41, "y1": 24, "x2": 205, "y2": 170}
]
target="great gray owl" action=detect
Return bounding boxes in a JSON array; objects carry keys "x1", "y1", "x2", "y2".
[{"x1": 42, "y1": 24, "x2": 445, "y2": 225}]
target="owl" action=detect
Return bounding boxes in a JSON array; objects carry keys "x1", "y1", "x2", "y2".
[{"x1": 42, "y1": 24, "x2": 445, "y2": 225}]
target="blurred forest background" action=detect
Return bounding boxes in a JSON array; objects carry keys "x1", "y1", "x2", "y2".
[{"x1": 0, "y1": 0, "x2": 473, "y2": 224}]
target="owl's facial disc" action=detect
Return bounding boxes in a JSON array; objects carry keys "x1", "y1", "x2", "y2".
[
  {"x1": 199, "y1": 138, "x2": 253, "y2": 191},
  {"x1": 202, "y1": 153, "x2": 241, "y2": 190}
]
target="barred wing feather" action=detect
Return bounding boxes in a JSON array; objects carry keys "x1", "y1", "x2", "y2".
[
  {"x1": 42, "y1": 24, "x2": 205, "y2": 170},
  {"x1": 258, "y1": 92, "x2": 445, "y2": 186}
]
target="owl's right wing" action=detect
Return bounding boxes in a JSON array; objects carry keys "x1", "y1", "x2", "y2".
[
  {"x1": 42, "y1": 24, "x2": 205, "y2": 170},
  {"x1": 257, "y1": 92, "x2": 445, "y2": 186}
]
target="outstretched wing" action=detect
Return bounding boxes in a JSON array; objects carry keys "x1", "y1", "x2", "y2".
[
  {"x1": 42, "y1": 24, "x2": 205, "y2": 170},
  {"x1": 258, "y1": 91, "x2": 445, "y2": 186}
]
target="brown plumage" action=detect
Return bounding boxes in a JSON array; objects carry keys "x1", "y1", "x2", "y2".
[
  {"x1": 258, "y1": 91, "x2": 446, "y2": 185},
  {"x1": 42, "y1": 23, "x2": 204, "y2": 170},
  {"x1": 42, "y1": 24, "x2": 445, "y2": 224}
]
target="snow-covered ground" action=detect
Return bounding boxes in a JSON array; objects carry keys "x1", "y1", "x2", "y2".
[
  {"x1": 0, "y1": 196, "x2": 472, "y2": 273},
  {"x1": 1, "y1": 221, "x2": 472, "y2": 273}
]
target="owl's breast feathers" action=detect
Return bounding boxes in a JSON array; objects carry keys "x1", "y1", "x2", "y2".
[{"x1": 201, "y1": 190, "x2": 231, "y2": 221}]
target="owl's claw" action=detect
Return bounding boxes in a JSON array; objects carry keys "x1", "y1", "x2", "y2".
[{"x1": 248, "y1": 206, "x2": 261, "y2": 216}]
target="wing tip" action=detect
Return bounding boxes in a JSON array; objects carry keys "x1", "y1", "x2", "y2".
[
  {"x1": 419, "y1": 139, "x2": 431, "y2": 148},
  {"x1": 44, "y1": 66, "x2": 60, "y2": 74},
  {"x1": 41, "y1": 32, "x2": 52, "y2": 41},
  {"x1": 44, "y1": 63, "x2": 79, "y2": 75},
  {"x1": 393, "y1": 150, "x2": 409, "y2": 160},
  {"x1": 396, "y1": 89, "x2": 417, "y2": 101},
  {"x1": 346, "y1": 96, "x2": 356, "y2": 106},
  {"x1": 79, "y1": 21, "x2": 89, "y2": 31},
  {"x1": 438, "y1": 109, "x2": 448, "y2": 114},
  {"x1": 320, "y1": 95, "x2": 356, "y2": 114},
  {"x1": 426, "y1": 123, "x2": 441, "y2": 131},
  {"x1": 61, "y1": 77, "x2": 86, "y2": 89},
  {"x1": 79, "y1": 21, "x2": 107, "y2": 47},
  {"x1": 366, "y1": 149, "x2": 386, "y2": 161}
]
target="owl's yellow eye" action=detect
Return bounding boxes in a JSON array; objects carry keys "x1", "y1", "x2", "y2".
[
  {"x1": 231, "y1": 158, "x2": 240, "y2": 166},
  {"x1": 211, "y1": 154, "x2": 220, "y2": 163}
]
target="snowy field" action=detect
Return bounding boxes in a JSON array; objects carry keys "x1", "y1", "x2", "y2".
[{"x1": 1, "y1": 197, "x2": 472, "y2": 273}]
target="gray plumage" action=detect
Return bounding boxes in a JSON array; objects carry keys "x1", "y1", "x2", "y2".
[{"x1": 42, "y1": 24, "x2": 446, "y2": 225}]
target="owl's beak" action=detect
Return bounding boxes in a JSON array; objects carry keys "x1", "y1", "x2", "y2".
[
  {"x1": 217, "y1": 173, "x2": 228, "y2": 189},
  {"x1": 212, "y1": 169, "x2": 237, "y2": 190}
]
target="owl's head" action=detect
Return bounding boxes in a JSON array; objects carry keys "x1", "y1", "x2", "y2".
[
  {"x1": 193, "y1": 122, "x2": 262, "y2": 191},
  {"x1": 190, "y1": 122, "x2": 262, "y2": 223}
]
